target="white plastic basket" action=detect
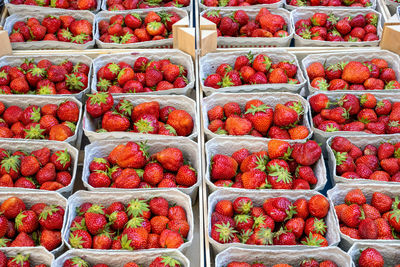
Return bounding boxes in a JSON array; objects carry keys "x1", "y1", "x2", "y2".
[
  {"x1": 83, "y1": 94, "x2": 198, "y2": 142},
  {"x1": 81, "y1": 139, "x2": 200, "y2": 201},
  {"x1": 348, "y1": 242, "x2": 400, "y2": 267},
  {"x1": 64, "y1": 190, "x2": 193, "y2": 252},
  {"x1": 200, "y1": 49, "x2": 306, "y2": 95},
  {"x1": 327, "y1": 183, "x2": 400, "y2": 250},
  {"x1": 200, "y1": 7, "x2": 293, "y2": 48},
  {"x1": 202, "y1": 92, "x2": 312, "y2": 141},
  {"x1": 208, "y1": 189, "x2": 340, "y2": 253},
  {"x1": 0, "y1": 54, "x2": 93, "y2": 101},
  {"x1": 0, "y1": 247, "x2": 54, "y2": 266},
  {"x1": 0, "y1": 95, "x2": 82, "y2": 147},
  {"x1": 91, "y1": 50, "x2": 195, "y2": 96},
  {"x1": 205, "y1": 137, "x2": 327, "y2": 192},
  {"x1": 52, "y1": 249, "x2": 189, "y2": 267},
  {"x1": 4, "y1": 10, "x2": 96, "y2": 50},
  {"x1": 215, "y1": 247, "x2": 352, "y2": 267},
  {"x1": 302, "y1": 50, "x2": 400, "y2": 95},
  {"x1": 0, "y1": 191, "x2": 68, "y2": 255},
  {"x1": 95, "y1": 9, "x2": 188, "y2": 49},
  {"x1": 292, "y1": 8, "x2": 382, "y2": 47},
  {"x1": 0, "y1": 140, "x2": 78, "y2": 197}
]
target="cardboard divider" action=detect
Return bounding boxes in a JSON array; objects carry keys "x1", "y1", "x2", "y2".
[{"x1": 380, "y1": 22, "x2": 400, "y2": 53}]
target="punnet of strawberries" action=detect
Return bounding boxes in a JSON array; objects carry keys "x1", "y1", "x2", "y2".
[
  {"x1": 207, "y1": 99, "x2": 310, "y2": 139},
  {"x1": 98, "y1": 11, "x2": 181, "y2": 45},
  {"x1": 211, "y1": 194, "x2": 332, "y2": 246},
  {"x1": 294, "y1": 12, "x2": 379, "y2": 42},
  {"x1": 9, "y1": 0, "x2": 97, "y2": 10},
  {"x1": 0, "y1": 147, "x2": 74, "y2": 190},
  {"x1": 357, "y1": 247, "x2": 400, "y2": 267},
  {"x1": 0, "y1": 251, "x2": 48, "y2": 267},
  {"x1": 288, "y1": 0, "x2": 372, "y2": 7},
  {"x1": 203, "y1": 52, "x2": 300, "y2": 89},
  {"x1": 68, "y1": 197, "x2": 189, "y2": 250},
  {"x1": 334, "y1": 188, "x2": 400, "y2": 240},
  {"x1": 306, "y1": 58, "x2": 400, "y2": 91},
  {"x1": 62, "y1": 255, "x2": 183, "y2": 267},
  {"x1": 106, "y1": 0, "x2": 189, "y2": 11},
  {"x1": 0, "y1": 196, "x2": 65, "y2": 251},
  {"x1": 330, "y1": 137, "x2": 400, "y2": 182},
  {"x1": 87, "y1": 141, "x2": 197, "y2": 189},
  {"x1": 310, "y1": 93, "x2": 400, "y2": 134},
  {"x1": 86, "y1": 93, "x2": 194, "y2": 136},
  {"x1": 0, "y1": 58, "x2": 90, "y2": 95},
  {"x1": 0, "y1": 100, "x2": 79, "y2": 140},
  {"x1": 210, "y1": 140, "x2": 322, "y2": 189},
  {"x1": 9, "y1": 15, "x2": 93, "y2": 45},
  {"x1": 202, "y1": 0, "x2": 279, "y2": 7},
  {"x1": 225, "y1": 259, "x2": 339, "y2": 267},
  {"x1": 202, "y1": 8, "x2": 289, "y2": 38},
  {"x1": 95, "y1": 57, "x2": 189, "y2": 94}
]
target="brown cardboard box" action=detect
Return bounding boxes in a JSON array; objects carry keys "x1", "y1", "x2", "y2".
[
  {"x1": 0, "y1": 28, "x2": 12, "y2": 57},
  {"x1": 380, "y1": 23, "x2": 400, "y2": 55}
]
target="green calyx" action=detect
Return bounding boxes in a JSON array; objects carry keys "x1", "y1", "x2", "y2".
[
  {"x1": 256, "y1": 227, "x2": 273, "y2": 245},
  {"x1": 244, "y1": 104, "x2": 271, "y2": 115},
  {"x1": 88, "y1": 92, "x2": 110, "y2": 105},
  {"x1": 60, "y1": 29, "x2": 73, "y2": 40},
  {"x1": 120, "y1": 33, "x2": 134, "y2": 44},
  {"x1": 127, "y1": 198, "x2": 149, "y2": 217},
  {"x1": 125, "y1": 216, "x2": 144, "y2": 228},
  {"x1": 39, "y1": 205, "x2": 59, "y2": 220},
  {"x1": 37, "y1": 85, "x2": 53, "y2": 95},
  {"x1": 120, "y1": 234, "x2": 133, "y2": 250},
  {"x1": 254, "y1": 155, "x2": 268, "y2": 172},
  {"x1": 389, "y1": 208, "x2": 400, "y2": 223},
  {"x1": 234, "y1": 214, "x2": 251, "y2": 224},
  {"x1": 327, "y1": 13, "x2": 339, "y2": 24},
  {"x1": 10, "y1": 254, "x2": 29, "y2": 265},
  {"x1": 267, "y1": 164, "x2": 292, "y2": 184},
  {"x1": 385, "y1": 81, "x2": 399, "y2": 90},
  {"x1": 70, "y1": 218, "x2": 86, "y2": 232},
  {"x1": 72, "y1": 33, "x2": 89, "y2": 44},
  {"x1": 237, "y1": 199, "x2": 253, "y2": 214},
  {"x1": 93, "y1": 157, "x2": 108, "y2": 164},
  {"x1": 117, "y1": 100, "x2": 133, "y2": 117},
  {"x1": 0, "y1": 70, "x2": 8, "y2": 79},
  {"x1": 163, "y1": 124, "x2": 177, "y2": 136},
  {"x1": 28, "y1": 66, "x2": 46, "y2": 78},
  {"x1": 66, "y1": 73, "x2": 84, "y2": 91},
  {"x1": 86, "y1": 204, "x2": 105, "y2": 215},
  {"x1": 334, "y1": 151, "x2": 348, "y2": 165},
  {"x1": 215, "y1": 128, "x2": 227, "y2": 135},
  {"x1": 96, "y1": 78, "x2": 111, "y2": 92},
  {"x1": 312, "y1": 218, "x2": 327, "y2": 235},
  {"x1": 287, "y1": 101, "x2": 304, "y2": 116},
  {"x1": 64, "y1": 121, "x2": 76, "y2": 133},
  {"x1": 55, "y1": 149, "x2": 70, "y2": 168},
  {"x1": 24, "y1": 124, "x2": 45, "y2": 139},
  {"x1": 15, "y1": 212, "x2": 27, "y2": 230},
  {"x1": 205, "y1": 10, "x2": 220, "y2": 18},
  {"x1": 70, "y1": 257, "x2": 89, "y2": 267},
  {"x1": 325, "y1": 124, "x2": 338, "y2": 132},
  {"x1": 301, "y1": 232, "x2": 324, "y2": 247},
  {"x1": 1, "y1": 154, "x2": 20, "y2": 173},
  {"x1": 69, "y1": 232, "x2": 85, "y2": 248},
  {"x1": 134, "y1": 118, "x2": 154, "y2": 133},
  {"x1": 0, "y1": 237, "x2": 10, "y2": 247},
  {"x1": 160, "y1": 256, "x2": 181, "y2": 267},
  {"x1": 29, "y1": 107, "x2": 41, "y2": 123},
  {"x1": 215, "y1": 222, "x2": 236, "y2": 242}
]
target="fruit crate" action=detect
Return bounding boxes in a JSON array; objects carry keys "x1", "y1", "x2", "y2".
[
  {"x1": 306, "y1": 91, "x2": 399, "y2": 145},
  {"x1": 199, "y1": 7, "x2": 293, "y2": 48},
  {"x1": 0, "y1": 191, "x2": 68, "y2": 255},
  {"x1": 0, "y1": 247, "x2": 54, "y2": 266},
  {"x1": 204, "y1": 136, "x2": 327, "y2": 192},
  {"x1": 201, "y1": 92, "x2": 312, "y2": 141},
  {"x1": 81, "y1": 139, "x2": 200, "y2": 201},
  {"x1": 326, "y1": 135, "x2": 400, "y2": 186},
  {"x1": 207, "y1": 189, "x2": 340, "y2": 253},
  {"x1": 91, "y1": 50, "x2": 195, "y2": 96},
  {"x1": 199, "y1": 49, "x2": 306, "y2": 95},
  {"x1": 348, "y1": 242, "x2": 400, "y2": 267},
  {"x1": 0, "y1": 95, "x2": 83, "y2": 147},
  {"x1": 53, "y1": 249, "x2": 190, "y2": 267},
  {"x1": 215, "y1": 247, "x2": 352, "y2": 267},
  {"x1": 83, "y1": 94, "x2": 198, "y2": 141},
  {"x1": 0, "y1": 54, "x2": 93, "y2": 101},
  {"x1": 301, "y1": 49, "x2": 400, "y2": 95},
  {"x1": 4, "y1": 0, "x2": 101, "y2": 14},
  {"x1": 63, "y1": 190, "x2": 194, "y2": 252},
  {"x1": 291, "y1": 8, "x2": 382, "y2": 47},
  {"x1": 0, "y1": 140, "x2": 79, "y2": 197},
  {"x1": 4, "y1": 10, "x2": 96, "y2": 50},
  {"x1": 327, "y1": 183, "x2": 400, "y2": 250}
]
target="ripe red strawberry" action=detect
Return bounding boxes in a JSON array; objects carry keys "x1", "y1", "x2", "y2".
[
  {"x1": 15, "y1": 210, "x2": 38, "y2": 233},
  {"x1": 84, "y1": 205, "x2": 107, "y2": 235},
  {"x1": 358, "y1": 248, "x2": 384, "y2": 267},
  {"x1": 69, "y1": 229, "x2": 92, "y2": 249}
]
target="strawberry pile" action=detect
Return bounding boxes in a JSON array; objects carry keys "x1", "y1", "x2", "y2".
[
  {"x1": 86, "y1": 93, "x2": 194, "y2": 136},
  {"x1": 95, "y1": 57, "x2": 188, "y2": 94},
  {"x1": 0, "y1": 101, "x2": 79, "y2": 140},
  {"x1": 288, "y1": 0, "x2": 372, "y2": 7},
  {"x1": 202, "y1": 8, "x2": 289, "y2": 38},
  {"x1": 204, "y1": 53, "x2": 300, "y2": 89},
  {"x1": 306, "y1": 58, "x2": 400, "y2": 91},
  {"x1": 88, "y1": 142, "x2": 197, "y2": 188},
  {"x1": 226, "y1": 259, "x2": 338, "y2": 267},
  {"x1": 98, "y1": 11, "x2": 180, "y2": 44},
  {"x1": 0, "y1": 251, "x2": 48, "y2": 267},
  {"x1": 334, "y1": 189, "x2": 400, "y2": 240},
  {"x1": 331, "y1": 137, "x2": 400, "y2": 182},
  {"x1": 358, "y1": 247, "x2": 400, "y2": 267},
  {"x1": 202, "y1": 0, "x2": 279, "y2": 7},
  {"x1": 9, "y1": 16, "x2": 93, "y2": 44},
  {"x1": 0, "y1": 58, "x2": 90, "y2": 95},
  {"x1": 207, "y1": 99, "x2": 309, "y2": 139},
  {"x1": 9, "y1": 0, "x2": 97, "y2": 10},
  {"x1": 106, "y1": 0, "x2": 189, "y2": 10},
  {"x1": 310, "y1": 93, "x2": 400, "y2": 134},
  {"x1": 0, "y1": 196, "x2": 64, "y2": 251},
  {"x1": 211, "y1": 194, "x2": 331, "y2": 246},
  {"x1": 68, "y1": 197, "x2": 189, "y2": 250},
  {"x1": 62, "y1": 256, "x2": 182, "y2": 267},
  {"x1": 210, "y1": 140, "x2": 322, "y2": 189},
  {"x1": 295, "y1": 12, "x2": 379, "y2": 42},
  {"x1": 0, "y1": 147, "x2": 73, "y2": 190}
]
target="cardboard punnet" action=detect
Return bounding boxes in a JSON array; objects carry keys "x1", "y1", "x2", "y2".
[
  {"x1": 0, "y1": 27, "x2": 12, "y2": 57},
  {"x1": 380, "y1": 22, "x2": 400, "y2": 53}
]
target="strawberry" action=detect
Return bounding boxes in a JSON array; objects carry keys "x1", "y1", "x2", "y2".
[
  {"x1": 15, "y1": 210, "x2": 38, "y2": 233},
  {"x1": 20, "y1": 156, "x2": 40, "y2": 177},
  {"x1": 155, "y1": 147, "x2": 182, "y2": 172},
  {"x1": 273, "y1": 104, "x2": 298, "y2": 127},
  {"x1": 0, "y1": 197, "x2": 26, "y2": 219},
  {"x1": 211, "y1": 221, "x2": 237, "y2": 243},
  {"x1": 307, "y1": 62, "x2": 325, "y2": 80},
  {"x1": 69, "y1": 229, "x2": 92, "y2": 248}
]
